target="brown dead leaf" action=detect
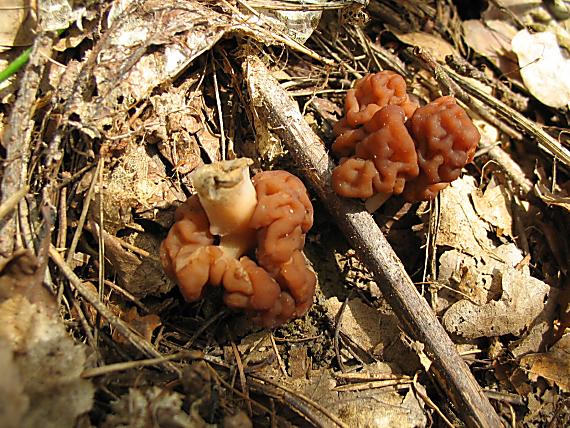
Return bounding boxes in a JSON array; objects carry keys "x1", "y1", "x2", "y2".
[
  {"x1": 508, "y1": 285, "x2": 559, "y2": 358},
  {"x1": 0, "y1": 295, "x2": 94, "y2": 428},
  {"x1": 0, "y1": 0, "x2": 36, "y2": 46},
  {"x1": 472, "y1": 176, "x2": 514, "y2": 238},
  {"x1": 93, "y1": 142, "x2": 186, "y2": 235},
  {"x1": 520, "y1": 334, "x2": 570, "y2": 392},
  {"x1": 442, "y1": 265, "x2": 551, "y2": 339},
  {"x1": 0, "y1": 249, "x2": 53, "y2": 308},
  {"x1": 290, "y1": 367, "x2": 426, "y2": 428},
  {"x1": 433, "y1": 177, "x2": 554, "y2": 345},
  {"x1": 113, "y1": 307, "x2": 161, "y2": 344},
  {"x1": 391, "y1": 31, "x2": 459, "y2": 62},
  {"x1": 512, "y1": 29, "x2": 570, "y2": 109},
  {"x1": 437, "y1": 244, "x2": 526, "y2": 312},
  {"x1": 462, "y1": 20, "x2": 519, "y2": 76},
  {"x1": 149, "y1": 84, "x2": 208, "y2": 173},
  {"x1": 324, "y1": 297, "x2": 399, "y2": 356},
  {"x1": 94, "y1": 225, "x2": 172, "y2": 297},
  {"x1": 431, "y1": 176, "x2": 494, "y2": 255},
  {"x1": 0, "y1": 339, "x2": 28, "y2": 428},
  {"x1": 75, "y1": 0, "x2": 234, "y2": 133}
]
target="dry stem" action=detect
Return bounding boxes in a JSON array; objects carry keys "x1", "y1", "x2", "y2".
[{"x1": 192, "y1": 158, "x2": 258, "y2": 258}]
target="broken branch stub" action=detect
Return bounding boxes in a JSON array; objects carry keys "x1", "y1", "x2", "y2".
[{"x1": 244, "y1": 55, "x2": 502, "y2": 428}]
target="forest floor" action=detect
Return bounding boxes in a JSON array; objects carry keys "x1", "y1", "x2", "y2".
[{"x1": 0, "y1": 1, "x2": 569, "y2": 427}]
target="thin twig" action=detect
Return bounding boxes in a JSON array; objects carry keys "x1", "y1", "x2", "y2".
[
  {"x1": 334, "y1": 296, "x2": 350, "y2": 373},
  {"x1": 49, "y1": 245, "x2": 180, "y2": 374},
  {"x1": 0, "y1": 186, "x2": 28, "y2": 221},
  {"x1": 249, "y1": 373, "x2": 350, "y2": 428},
  {"x1": 269, "y1": 332, "x2": 288, "y2": 377},
  {"x1": 230, "y1": 338, "x2": 253, "y2": 417},
  {"x1": 66, "y1": 158, "x2": 102, "y2": 263},
  {"x1": 81, "y1": 350, "x2": 204, "y2": 378},
  {"x1": 447, "y1": 67, "x2": 570, "y2": 168},
  {"x1": 96, "y1": 164, "x2": 106, "y2": 345},
  {"x1": 212, "y1": 56, "x2": 226, "y2": 160},
  {"x1": 413, "y1": 375, "x2": 455, "y2": 428},
  {"x1": 0, "y1": 32, "x2": 55, "y2": 254},
  {"x1": 56, "y1": 187, "x2": 68, "y2": 249}
]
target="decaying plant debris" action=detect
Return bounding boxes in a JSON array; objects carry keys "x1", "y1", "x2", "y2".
[{"x1": 1, "y1": 0, "x2": 569, "y2": 427}]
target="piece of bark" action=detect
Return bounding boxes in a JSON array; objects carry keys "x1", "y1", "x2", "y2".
[
  {"x1": 0, "y1": 32, "x2": 54, "y2": 255},
  {"x1": 245, "y1": 55, "x2": 502, "y2": 428}
]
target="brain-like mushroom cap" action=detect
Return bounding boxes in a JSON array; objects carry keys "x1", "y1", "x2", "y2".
[
  {"x1": 343, "y1": 70, "x2": 418, "y2": 128},
  {"x1": 408, "y1": 96, "x2": 480, "y2": 184},
  {"x1": 160, "y1": 170, "x2": 315, "y2": 328},
  {"x1": 250, "y1": 171, "x2": 313, "y2": 266},
  {"x1": 332, "y1": 157, "x2": 381, "y2": 198},
  {"x1": 332, "y1": 105, "x2": 419, "y2": 198}
]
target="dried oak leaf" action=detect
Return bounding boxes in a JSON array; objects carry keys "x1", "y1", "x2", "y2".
[
  {"x1": 113, "y1": 307, "x2": 161, "y2": 344},
  {"x1": 520, "y1": 334, "x2": 570, "y2": 392},
  {"x1": 96, "y1": 225, "x2": 172, "y2": 297},
  {"x1": 442, "y1": 267, "x2": 551, "y2": 339},
  {"x1": 0, "y1": 296, "x2": 94, "y2": 428},
  {"x1": 92, "y1": 142, "x2": 185, "y2": 235}
]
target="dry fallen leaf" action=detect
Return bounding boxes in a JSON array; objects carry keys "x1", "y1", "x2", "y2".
[
  {"x1": 462, "y1": 20, "x2": 519, "y2": 75},
  {"x1": 150, "y1": 85, "x2": 208, "y2": 172},
  {"x1": 391, "y1": 31, "x2": 459, "y2": 62},
  {"x1": 113, "y1": 306, "x2": 161, "y2": 344},
  {"x1": 0, "y1": 339, "x2": 28, "y2": 428},
  {"x1": 0, "y1": 0, "x2": 37, "y2": 46},
  {"x1": 93, "y1": 224, "x2": 172, "y2": 297},
  {"x1": 442, "y1": 266, "x2": 551, "y2": 339},
  {"x1": 0, "y1": 249, "x2": 53, "y2": 307},
  {"x1": 520, "y1": 334, "x2": 570, "y2": 392},
  {"x1": 93, "y1": 142, "x2": 186, "y2": 235},
  {"x1": 291, "y1": 367, "x2": 427, "y2": 428},
  {"x1": 429, "y1": 178, "x2": 554, "y2": 341},
  {"x1": 242, "y1": 2, "x2": 323, "y2": 43},
  {"x1": 0, "y1": 296, "x2": 94, "y2": 428},
  {"x1": 324, "y1": 297, "x2": 388, "y2": 354},
  {"x1": 429, "y1": 176, "x2": 494, "y2": 255},
  {"x1": 511, "y1": 29, "x2": 570, "y2": 109},
  {"x1": 472, "y1": 176, "x2": 514, "y2": 238}
]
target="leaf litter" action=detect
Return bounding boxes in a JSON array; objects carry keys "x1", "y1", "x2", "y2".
[{"x1": 1, "y1": 0, "x2": 569, "y2": 426}]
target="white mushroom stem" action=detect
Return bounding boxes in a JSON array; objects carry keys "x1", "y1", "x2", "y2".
[
  {"x1": 365, "y1": 192, "x2": 391, "y2": 213},
  {"x1": 192, "y1": 158, "x2": 257, "y2": 258}
]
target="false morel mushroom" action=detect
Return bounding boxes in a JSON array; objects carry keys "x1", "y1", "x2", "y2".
[
  {"x1": 331, "y1": 72, "x2": 480, "y2": 204},
  {"x1": 160, "y1": 159, "x2": 315, "y2": 327},
  {"x1": 332, "y1": 105, "x2": 419, "y2": 199},
  {"x1": 402, "y1": 96, "x2": 480, "y2": 201}
]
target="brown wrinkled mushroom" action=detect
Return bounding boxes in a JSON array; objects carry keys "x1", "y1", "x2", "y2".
[
  {"x1": 402, "y1": 96, "x2": 480, "y2": 201},
  {"x1": 331, "y1": 72, "x2": 480, "y2": 205},
  {"x1": 331, "y1": 158, "x2": 381, "y2": 198},
  {"x1": 332, "y1": 71, "x2": 418, "y2": 157},
  {"x1": 343, "y1": 70, "x2": 418, "y2": 127},
  {"x1": 332, "y1": 105, "x2": 419, "y2": 201},
  {"x1": 160, "y1": 159, "x2": 315, "y2": 327}
]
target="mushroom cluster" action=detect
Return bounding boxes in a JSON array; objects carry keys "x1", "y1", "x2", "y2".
[
  {"x1": 160, "y1": 159, "x2": 315, "y2": 328},
  {"x1": 332, "y1": 71, "x2": 480, "y2": 204}
]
